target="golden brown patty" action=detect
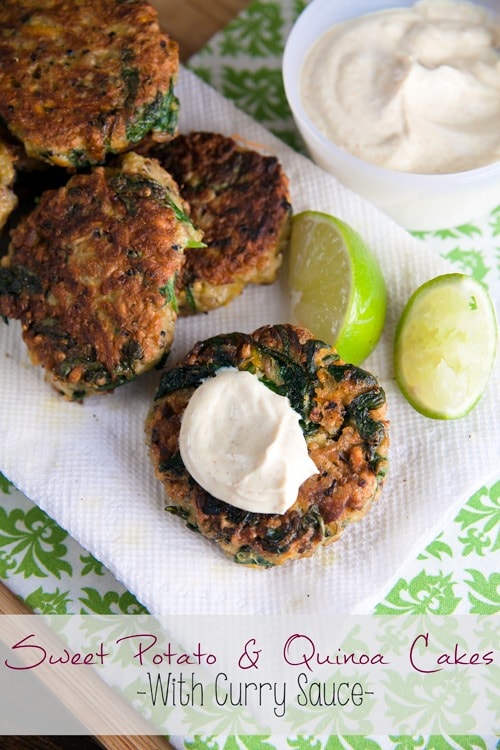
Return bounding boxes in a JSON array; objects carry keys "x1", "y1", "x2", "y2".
[
  {"x1": 144, "y1": 131, "x2": 292, "y2": 314},
  {"x1": 0, "y1": 0, "x2": 179, "y2": 168},
  {"x1": 0, "y1": 122, "x2": 71, "y2": 257},
  {"x1": 0, "y1": 152, "x2": 202, "y2": 399},
  {"x1": 0, "y1": 136, "x2": 18, "y2": 235},
  {"x1": 146, "y1": 324, "x2": 389, "y2": 567}
]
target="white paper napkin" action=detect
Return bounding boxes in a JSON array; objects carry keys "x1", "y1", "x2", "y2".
[{"x1": 0, "y1": 68, "x2": 498, "y2": 615}]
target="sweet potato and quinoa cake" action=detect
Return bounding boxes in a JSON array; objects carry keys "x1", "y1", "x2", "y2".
[
  {"x1": 144, "y1": 131, "x2": 292, "y2": 314},
  {"x1": 0, "y1": 0, "x2": 179, "y2": 168},
  {"x1": 0, "y1": 152, "x2": 202, "y2": 399},
  {"x1": 0, "y1": 135, "x2": 17, "y2": 235},
  {"x1": 0, "y1": 122, "x2": 67, "y2": 256},
  {"x1": 146, "y1": 324, "x2": 389, "y2": 567}
]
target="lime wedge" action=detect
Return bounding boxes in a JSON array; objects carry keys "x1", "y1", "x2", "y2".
[
  {"x1": 288, "y1": 211, "x2": 386, "y2": 364},
  {"x1": 394, "y1": 273, "x2": 498, "y2": 419}
]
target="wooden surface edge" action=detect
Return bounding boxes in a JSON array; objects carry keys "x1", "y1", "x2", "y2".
[
  {"x1": 151, "y1": 0, "x2": 251, "y2": 60},
  {"x1": 0, "y1": 582, "x2": 174, "y2": 750}
]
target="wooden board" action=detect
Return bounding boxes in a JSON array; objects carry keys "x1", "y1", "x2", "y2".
[{"x1": 151, "y1": 0, "x2": 252, "y2": 60}]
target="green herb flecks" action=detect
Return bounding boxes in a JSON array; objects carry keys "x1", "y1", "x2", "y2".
[
  {"x1": 303, "y1": 337, "x2": 336, "y2": 376},
  {"x1": 257, "y1": 342, "x2": 314, "y2": 427},
  {"x1": 0, "y1": 266, "x2": 42, "y2": 297},
  {"x1": 260, "y1": 524, "x2": 295, "y2": 555},
  {"x1": 33, "y1": 318, "x2": 76, "y2": 347},
  {"x1": 53, "y1": 337, "x2": 142, "y2": 392},
  {"x1": 234, "y1": 546, "x2": 276, "y2": 568},
  {"x1": 155, "y1": 361, "x2": 221, "y2": 400},
  {"x1": 123, "y1": 67, "x2": 140, "y2": 109},
  {"x1": 328, "y1": 362, "x2": 378, "y2": 387},
  {"x1": 185, "y1": 238, "x2": 206, "y2": 249},
  {"x1": 55, "y1": 355, "x2": 109, "y2": 385},
  {"x1": 347, "y1": 388, "x2": 386, "y2": 447},
  {"x1": 160, "y1": 452, "x2": 185, "y2": 476},
  {"x1": 299, "y1": 506, "x2": 325, "y2": 539},
  {"x1": 165, "y1": 504, "x2": 189, "y2": 519},
  {"x1": 121, "y1": 47, "x2": 140, "y2": 111},
  {"x1": 251, "y1": 326, "x2": 319, "y2": 429},
  {"x1": 66, "y1": 148, "x2": 92, "y2": 168},
  {"x1": 184, "y1": 284, "x2": 197, "y2": 313},
  {"x1": 120, "y1": 339, "x2": 144, "y2": 368},
  {"x1": 110, "y1": 172, "x2": 192, "y2": 225},
  {"x1": 159, "y1": 277, "x2": 178, "y2": 312},
  {"x1": 56, "y1": 353, "x2": 113, "y2": 389},
  {"x1": 126, "y1": 80, "x2": 179, "y2": 143}
]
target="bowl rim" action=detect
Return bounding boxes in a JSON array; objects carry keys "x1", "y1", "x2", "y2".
[{"x1": 282, "y1": 0, "x2": 500, "y2": 185}]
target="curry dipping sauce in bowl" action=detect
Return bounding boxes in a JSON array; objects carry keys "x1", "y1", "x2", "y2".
[{"x1": 282, "y1": 0, "x2": 500, "y2": 231}]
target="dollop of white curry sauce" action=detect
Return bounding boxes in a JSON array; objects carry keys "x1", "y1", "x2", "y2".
[
  {"x1": 300, "y1": 0, "x2": 500, "y2": 173},
  {"x1": 179, "y1": 369, "x2": 318, "y2": 515}
]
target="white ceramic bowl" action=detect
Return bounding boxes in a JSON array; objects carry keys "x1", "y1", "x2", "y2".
[{"x1": 282, "y1": 0, "x2": 500, "y2": 230}]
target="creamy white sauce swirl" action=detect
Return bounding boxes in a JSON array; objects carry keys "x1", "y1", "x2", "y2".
[
  {"x1": 300, "y1": 0, "x2": 500, "y2": 174},
  {"x1": 179, "y1": 369, "x2": 318, "y2": 515}
]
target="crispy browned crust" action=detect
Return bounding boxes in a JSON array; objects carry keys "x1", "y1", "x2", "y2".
[
  {"x1": 0, "y1": 135, "x2": 18, "y2": 234},
  {"x1": 0, "y1": 152, "x2": 201, "y2": 399},
  {"x1": 0, "y1": 120, "x2": 49, "y2": 174},
  {"x1": 143, "y1": 131, "x2": 292, "y2": 314},
  {"x1": 0, "y1": 0, "x2": 179, "y2": 167},
  {"x1": 146, "y1": 324, "x2": 389, "y2": 567},
  {"x1": 0, "y1": 122, "x2": 72, "y2": 257}
]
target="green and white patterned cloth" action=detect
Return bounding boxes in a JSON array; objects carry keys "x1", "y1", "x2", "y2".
[{"x1": 0, "y1": 1, "x2": 498, "y2": 748}]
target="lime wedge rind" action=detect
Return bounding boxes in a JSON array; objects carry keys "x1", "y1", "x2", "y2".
[
  {"x1": 394, "y1": 273, "x2": 498, "y2": 420},
  {"x1": 288, "y1": 210, "x2": 387, "y2": 365}
]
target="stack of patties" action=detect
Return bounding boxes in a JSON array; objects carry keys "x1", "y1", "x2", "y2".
[
  {"x1": 0, "y1": 0, "x2": 189, "y2": 397},
  {"x1": 0, "y1": 0, "x2": 180, "y2": 243},
  {"x1": 0, "y1": 0, "x2": 179, "y2": 168},
  {"x1": 0, "y1": 0, "x2": 388, "y2": 569},
  {"x1": 0, "y1": 0, "x2": 292, "y2": 398}
]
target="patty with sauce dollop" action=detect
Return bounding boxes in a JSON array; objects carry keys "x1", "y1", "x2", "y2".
[{"x1": 146, "y1": 324, "x2": 389, "y2": 567}]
